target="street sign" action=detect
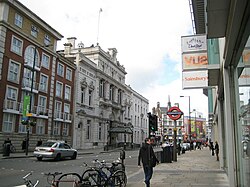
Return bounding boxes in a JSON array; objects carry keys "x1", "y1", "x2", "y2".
[{"x1": 167, "y1": 106, "x2": 183, "y2": 120}]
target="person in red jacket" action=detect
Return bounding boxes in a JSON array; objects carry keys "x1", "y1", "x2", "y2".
[{"x1": 138, "y1": 138, "x2": 159, "y2": 187}]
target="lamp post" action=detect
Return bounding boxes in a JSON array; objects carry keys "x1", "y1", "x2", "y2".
[
  {"x1": 25, "y1": 46, "x2": 37, "y2": 156},
  {"x1": 180, "y1": 96, "x2": 191, "y2": 141},
  {"x1": 192, "y1": 109, "x2": 197, "y2": 140}
]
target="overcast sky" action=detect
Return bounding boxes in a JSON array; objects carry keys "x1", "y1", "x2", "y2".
[{"x1": 19, "y1": 0, "x2": 208, "y2": 118}]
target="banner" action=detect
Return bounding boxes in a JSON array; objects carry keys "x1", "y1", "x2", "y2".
[{"x1": 23, "y1": 95, "x2": 30, "y2": 117}]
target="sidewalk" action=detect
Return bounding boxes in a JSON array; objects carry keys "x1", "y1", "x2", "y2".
[{"x1": 127, "y1": 147, "x2": 230, "y2": 187}]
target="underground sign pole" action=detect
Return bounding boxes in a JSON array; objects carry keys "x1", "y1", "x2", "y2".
[{"x1": 167, "y1": 106, "x2": 183, "y2": 162}]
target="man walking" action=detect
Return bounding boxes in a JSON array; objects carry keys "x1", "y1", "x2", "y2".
[
  {"x1": 215, "y1": 141, "x2": 219, "y2": 161},
  {"x1": 138, "y1": 138, "x2": 159, "y2": 187}
]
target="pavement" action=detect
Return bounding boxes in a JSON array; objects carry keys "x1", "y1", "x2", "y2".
[
  {"x1": 127, "y1": 147, "x2": 230, "y2": 187},
  {"x1": 1, "y1": 147, "x2": 230, "y2": 187}
]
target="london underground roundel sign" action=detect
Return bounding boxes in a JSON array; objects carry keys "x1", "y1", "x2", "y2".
[{"x1": 167, "y1": 106, "x2": 183, "y2": 120}]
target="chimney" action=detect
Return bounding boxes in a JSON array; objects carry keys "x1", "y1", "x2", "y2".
[
  {"x1": 64, "y1": 43, "x2": 72, "y2": 55},
  {"x1": 67, "y1": 37, "x2": 77, "y2": 49}
]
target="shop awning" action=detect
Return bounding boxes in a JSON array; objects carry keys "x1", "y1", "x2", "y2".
[{"x1": 108, "y1": 127, "x2": 133, "y2": 134}]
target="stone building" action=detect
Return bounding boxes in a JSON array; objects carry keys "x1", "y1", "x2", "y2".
[{"x1": 60, "y1": 38, "x2": 149, "y2": 149}]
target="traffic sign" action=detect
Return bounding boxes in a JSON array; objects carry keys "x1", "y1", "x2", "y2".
[{"x1": 167, "y1": 106, "x2": 183, "y2": 120}]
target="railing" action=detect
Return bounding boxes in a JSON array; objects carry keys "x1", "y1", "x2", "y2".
[
  {"x1": 22, "y1": 78, "x2": 39, "y2": 92},
  {"x1": 3, "y1": 99, "x2": 22, "y2": 112},
  {"x1": 54, "y1": 111, "x2": 72, "y2": 122}
]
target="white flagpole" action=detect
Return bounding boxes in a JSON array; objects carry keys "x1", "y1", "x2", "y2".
[{"x1": 97, "y1": 8, "x2": 102, "y2": 45}]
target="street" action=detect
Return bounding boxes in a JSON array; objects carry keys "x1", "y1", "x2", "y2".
[{"x1": 0, "y1": 149, "x2": 142, "y2": 187}]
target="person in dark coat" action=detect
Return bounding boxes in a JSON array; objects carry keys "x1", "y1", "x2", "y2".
[
  {"x1": 138, "y1": 138, "x2": 159, "y2": 187},
  {"x1": 215, "y1": 141, "x2": 219, "y2": 161}
]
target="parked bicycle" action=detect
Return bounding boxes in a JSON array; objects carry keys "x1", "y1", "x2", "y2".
[
  {"x1": 45, "y1": 171, "x2": 83, "y2": 187},
  {"x1": 10, "y1": 144, "x2": 16, "y2": 153},
  {"x1": 22, "y1": 172, "x2": 39, "y2": 187},
  {"x1": 82, "y1": 159, "x2": 126, "y2": 187}
]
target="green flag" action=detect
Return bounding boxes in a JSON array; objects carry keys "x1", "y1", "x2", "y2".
[{"x1": 23, "y1": 96, "x2": 30, "y2": 117}]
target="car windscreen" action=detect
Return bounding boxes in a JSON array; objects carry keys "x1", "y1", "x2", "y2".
[{"x1": 41, "y1": 142, "x2": 56, "y2": 147}]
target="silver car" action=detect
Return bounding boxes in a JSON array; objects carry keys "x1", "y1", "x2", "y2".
[{"x1": 33, "y1": 141, "x2": 77, "y2": 161}]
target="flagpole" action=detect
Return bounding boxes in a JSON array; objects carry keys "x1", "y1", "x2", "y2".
[{"x1": 97, "y1": 8, "x2": 102, "y2": 45}]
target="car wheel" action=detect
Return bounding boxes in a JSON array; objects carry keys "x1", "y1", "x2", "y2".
[
  {"x1": 71, "y1": 152, "x2": 77, "y2": 160},
  {"x1": 37, "y1": 157, "x2": 42, "y2": 161},
  {"x1": 55, "y1": 153, "x2": 61, "y2": 161}
]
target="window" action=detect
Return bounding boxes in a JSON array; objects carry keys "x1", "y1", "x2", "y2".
[
  {"x1": 38, "y1": 95, "x2": 47, "y2": 114},
  {"x1": 64, "y1": 103, "x2": 70, "y2": 121},
  {"x1": 7, "y1": 86, "x2": 18, "y2": 100},
  {"x1": 2, "y1": 114, "x2": 15, "y2": 132},
  {"x1": 62, "y1": 124, "x2": 69, "y2": 136},
  {"x1": 56, "y1": 81, "x2": 63, "y2": 97},
  {"x1": 57, "y1": 63, "x2": 64, "y2": 77},
  {"x1": 41, "y1": 53, "x2": 50, "y2": 69},
  {"x1": 109, "y1": 85, "x2": 114, "y2": 101},
  {"x1": 39, "y1": 74, "x2": 48, "y2": 92},
  {"x1": 31, "y1": 25, "x2": 38, "y2": 38},
  {"x1": 24, "y1": 46, "x2": 39, "y2": 67},
  {"x1": 55, "y1": 101, "x2": 62, "y2": 119},
  {"x1": 8, "y1": 60, "x2": 20, "y2": 83},
  {"x1": 99, "y1": 80, "x2": 104, "y2": 97},
  {"x1": 88, "y1": 89, "x2": 93, "y2": 106},
  {"x1": 53, "y1": 122, "x2": 61, "y2": 135},
  {"x1": 11, "y1": 36, "x2": 23, "y2": 55},
  {"x1": 118, "y1": 89, "x2": 122, "y2": 104},
  {"x1": 86, "y1": 120, "x2": 91, "y2": 140},
  {"x1": 44, "y1": 34, "x2": 51, "y2": 46},
  {"x1": 23, "y1": 68, "x2": 36, "y2": 89},
  {"x1": 65, "y1": 85, "x2": 71, "y2": 100},
  {"x1": 98, "y1": 123, "x2": 102, "y2": 140},
  {"x1": 66, "y1": 68, "x2": 72, "y2": 81},
  {"x1": 14, "y1": 13, "x2": 23, "y2": 28},
  {"x1": 81, "y1": 86, "x2": 86, "y2": 104},
  {"x1": 36, "y1": 119, "x2": 45, "y2": 134}
]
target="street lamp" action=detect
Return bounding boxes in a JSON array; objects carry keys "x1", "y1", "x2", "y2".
[
  {"x1": 192, "y1": 109, "x2": 197, "y2": 140},
  {"x1": 24, "y1": 44, "x2": 51, "y2": 156},
  {"x1": 180, "y1": 96, "x2": 191, "y2": 141}
]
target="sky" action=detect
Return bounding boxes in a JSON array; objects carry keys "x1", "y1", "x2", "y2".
[{"x1": 19, "y1": 0, "x2": 208, "y2": 119}]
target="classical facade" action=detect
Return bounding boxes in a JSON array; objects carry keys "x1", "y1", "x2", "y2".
[
  {"x1": 0, "y1": 0, "x2": 76, "y2": 151},
  {"x1": 60, "y1": 38, "x2": 149, "y2": 149}
]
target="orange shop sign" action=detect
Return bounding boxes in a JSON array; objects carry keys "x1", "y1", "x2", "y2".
[{"x1": 182, "y1": 53, "x2": 208, "y2": 70}]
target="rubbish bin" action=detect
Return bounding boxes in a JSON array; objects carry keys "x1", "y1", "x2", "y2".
[
  {"x1": 3, "y1": 143, "x2": 11, "y2": 156},
  {"x1": 161, "y1": 146, "x2": 172, "y2": 163}
]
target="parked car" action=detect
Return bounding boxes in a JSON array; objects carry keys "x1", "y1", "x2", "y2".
[{"x1": 33, "y1": 140, "x2": 77, "y2": 161}]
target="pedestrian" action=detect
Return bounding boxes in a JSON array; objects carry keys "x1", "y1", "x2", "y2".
[
  {"x1": 22, "y1": 138, "x2": 27, "y2": 152},
  {"x1": 210, "y1": 142, "x2": 215, "y2": 156},
  {"x1": 3, "y1": 137, "x2": 12, "y2": 145},
  {"x1": 138, "y1": 138, "x2": 159, "y2": 187},
  {"x1": 215, "y1": 141, "x2": 219, "y2": 161},
  {"x1": 36, "y1": 139, "x2": 42, "y2": 146}
]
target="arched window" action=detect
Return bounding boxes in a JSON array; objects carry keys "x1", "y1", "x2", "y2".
[{"x1": 24, "y1": 45, "x2": 39, "y2": 68}]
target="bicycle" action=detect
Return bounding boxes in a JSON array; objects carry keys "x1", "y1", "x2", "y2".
[
  {"x1": 82, "y1": 159, "x2": 126, "y2": 187},
  {"x1": 22, "y1": 172, "x2": 39, "y2": 187},
  {"x1": 10, "y1": 144, "x2": 16, "y2": 153},
  {"x1": 45, "y1": 171, "x2": 83, "y2": 187}
]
